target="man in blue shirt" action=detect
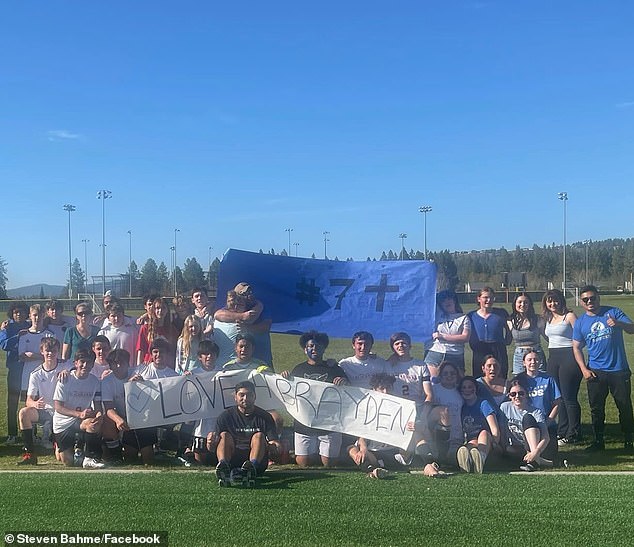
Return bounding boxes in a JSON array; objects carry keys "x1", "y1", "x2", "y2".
[{"x1": 572, "y1": 285, "x2": 634, "y2": 452}]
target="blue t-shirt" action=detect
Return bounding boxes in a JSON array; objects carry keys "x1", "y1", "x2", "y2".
[
  {"x1": 514, "y1": 372, "x2": 560, "y2": 421},
  {"x1": 572, "y1": 307, "x2": 632, "y2": 372},
  {"x1": 461, "y1": 397, "x2": 495, "y2": 441}
]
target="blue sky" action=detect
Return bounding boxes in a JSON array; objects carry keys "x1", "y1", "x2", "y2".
[{"x1": 2, "y1": 2, "x2": 633, "y2": 289}]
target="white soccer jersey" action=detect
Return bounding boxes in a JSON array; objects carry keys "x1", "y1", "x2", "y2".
[
  {"x1": 391, "y1": 359, "x2": 430, "y2": 401},
  {"x1": 18, "y1": 329, "x2": 55, "y2": 390},
  {"x1": 27, "y1": 362, "x2": 73, "y2": 410},
  {"x1": 53, "y1": 372, "x2": 100, "y2": 433},
  {"x1": 46, "y1": 317, "x2": 74, "y2": 345},
  {"x1": 338, "y1": 355, "x2": 389, "y2": 388}
]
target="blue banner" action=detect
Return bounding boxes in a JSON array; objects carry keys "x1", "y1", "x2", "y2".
[{"x1": 217, "y1": 249, "x2": 437, "y2": 341}]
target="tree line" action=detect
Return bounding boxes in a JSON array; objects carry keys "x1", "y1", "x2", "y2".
[{"x1": 1, "y1": 237, "x2": 633, "y2": 300}]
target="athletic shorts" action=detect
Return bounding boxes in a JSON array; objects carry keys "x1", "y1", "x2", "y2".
[
  {"x1": 36, "y1": 409, "x2": 53, "y2": 425},
  {"x1": 55, "y1": 421, "x2": 82, "y2": 452},
  {"x1": 294, "y1": 432, "x2": 342, "y2": 458},
  {"x1": 122, "y1": 428, "x2": 156, "y2": 450}
]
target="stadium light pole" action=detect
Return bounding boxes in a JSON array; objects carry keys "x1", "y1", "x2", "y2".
[
  {"x1": 81, "y1": 239, "x2": 89, "y2": 294},
  {"x1": 293, "y1": 242, "x2": 299, "y2": 257},
  {"x1": 97, "y1": 190, "x2": 112, "y2": 296},
  {"x1": 584, "y1": 239, "x2": 590, "y2": 285},
  {"x1": 208, "y1": 246, "x2": 213, "y2": 270},
  {"x1": 558, "y1": 192, "x2": 568, "y2": 292},
  {"x1": 419, "y1": 205, "x2": 432, "y2": 259},
  {"x1": 323, "y1": 231, "x2": 330, "y2": 260},
  {"x1": 127, "y1": 230, "x2": 133, "y2": 297},
  {"x1": 399, "y1": 233, "x2": 407, "y2": 260},
  {"x1": 63, "y1": 204, "x2": 76, "y2": 298},
  {"x1": 285, "y1": 228, "x2": 293, "y2": 256},
  {"x1": 173, "y1": 228, "x2": 180, "y2": 296}
]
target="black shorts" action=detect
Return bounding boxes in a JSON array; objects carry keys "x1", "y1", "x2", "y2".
[
  {"x1": 36, "y1": 409, "x2": 53, "y2": 425},
  {"x1": 122, "y1": 428, "x2": 157, "y2": 450},
  {"x1": 55, "y1": 422, "x2": 82, "y2": 452}
]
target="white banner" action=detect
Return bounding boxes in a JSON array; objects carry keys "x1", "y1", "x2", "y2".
[{"x1": 124, "y1": 370, "x2": 416, "y2": 450}]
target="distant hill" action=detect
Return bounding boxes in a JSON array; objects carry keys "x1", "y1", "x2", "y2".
[{"x1": 6, "y1": 284, "x2": 66, "y2": 299}]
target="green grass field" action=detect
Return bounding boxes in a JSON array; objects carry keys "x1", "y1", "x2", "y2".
[{"x1": 2, "y1": 296, "x2": 634, "y2": 545}]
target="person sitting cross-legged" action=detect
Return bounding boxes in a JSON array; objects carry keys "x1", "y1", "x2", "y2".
[{"x1": 348, "y1": 373, "x2": 447, "y2": 479}]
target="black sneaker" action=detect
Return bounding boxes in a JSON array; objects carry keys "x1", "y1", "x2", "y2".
[
  {"x1": 585, "y1": 441, "x2": 605, "y2": 452},
  {"x1": 17, "y1": 450, "x2": 37, "y2": 466},
  {"x1": 241, "y1": 460, "x2": 256, "y2": 488},
  {"x1": 519, "y1": 462, "x2": 538, "y2": 472},
  {"x1": 216, "y1": 461, "x2": 231, "y2": 487}
]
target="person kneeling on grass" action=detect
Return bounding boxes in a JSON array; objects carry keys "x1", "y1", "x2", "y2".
[
  {"x1": 456, "y1": 376, "x2": 500, "y2": 474},
  {"x1": 215, "y1": 381, "x2": 281, "y2": 486},
  {"x1": 500, "y1": 379, "x2": 552, "y2": 472},
  {"x1": 53, "y1": 348, "x2": 105, "y2": 469},
  {"x1": 348, "y1": 373, "x2": 446, "y2": 479},
  {"x1": 101, "y1": 349, "x2": 155, "y2": 465},
  {"x1": 18, "y1": 337, "x2": 71, "y2": 465},
  {"x1": 281, "y1": 330, "x2": 348, "y2": 468}
]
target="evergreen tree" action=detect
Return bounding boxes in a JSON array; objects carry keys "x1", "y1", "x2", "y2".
[
  {"x1": 69, "y1": 258, "x2": 85, "y2": 294},
  {"x1": 182, "y1": 257, "x2": 206, "y2": 293},
  {"x1": 157, "y1": 262, "x2": 170, "y2": 294},
  {"x1": 140, "y1": 259, "x2": 160, "y2": 295},
  {"x1": 0, "y1": 256, "x2": 7, "y2": 299}
]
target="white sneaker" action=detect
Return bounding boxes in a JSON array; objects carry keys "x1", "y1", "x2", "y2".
[
  {"x1": 82, "y1": 457, "x2": 106, "y2": 469},
  {"x1": 470, "y1": 448, "x2": 484, "y2": 474},
  {"x1": 456, "y1": 446, "x2": 472, "y2": 473}
]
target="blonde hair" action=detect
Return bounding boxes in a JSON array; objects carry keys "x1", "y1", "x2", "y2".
[{"x1": 179, "y1": 314, "x2": 202, "y2": 362}]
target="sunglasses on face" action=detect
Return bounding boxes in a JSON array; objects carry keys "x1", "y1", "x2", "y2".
[
  {"x1": 581, "y1": 296, "x2": 597, "y2": 304},
  {"x1": 77, "y1": 311, "x2": 91, "y2": 316},
  {"x1": 509, "y1": 391, "x2": 526, "y2": 398}
]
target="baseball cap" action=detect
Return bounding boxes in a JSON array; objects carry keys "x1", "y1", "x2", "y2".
[{"x1": 234, "y1": 282, "x2": 252, "y2": 296}]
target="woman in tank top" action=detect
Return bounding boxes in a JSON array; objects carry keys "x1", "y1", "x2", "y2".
[
  {"x1": 541, "y1": 289, "x2": 581, "y2": 444},
  {"x1": 507, "y1": 293, "x2": 546, "y2": 375}
]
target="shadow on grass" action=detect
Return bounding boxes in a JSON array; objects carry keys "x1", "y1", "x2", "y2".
[{"x1": 255, "y1": 469, "x2": 332, "y2": 489}]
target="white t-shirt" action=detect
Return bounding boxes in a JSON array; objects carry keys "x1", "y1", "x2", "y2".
[
  {"x1": 429, "y1": 313, "x2": 471, "y2": 355},
  {"x1": 137, "y1": 363, "x2": 179, "y2": 380},
  {"x1": 98, "y1": 321, "x2": 138, "y2": 357},
  {"x1": 338, "y1": 355, "x2": 390, "y2": 389},
  {"x1": 101, "y1": 371, "x2": 137, "y2": 420},
  {"x1": 53, "y1": 372, "x2": 100, "y2": 433}
]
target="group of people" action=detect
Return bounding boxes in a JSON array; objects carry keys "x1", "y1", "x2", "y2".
[{"x1": 1, "y1": 283, "x2": 632, "y2": 482}]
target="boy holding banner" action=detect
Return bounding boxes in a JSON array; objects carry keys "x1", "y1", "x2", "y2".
[
  {"x1": 339, "y1": 331, "x2": 389, "y2": 388},
  {"x1": 282, "y1": 330, "x2": 348, "y2": 467}
]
